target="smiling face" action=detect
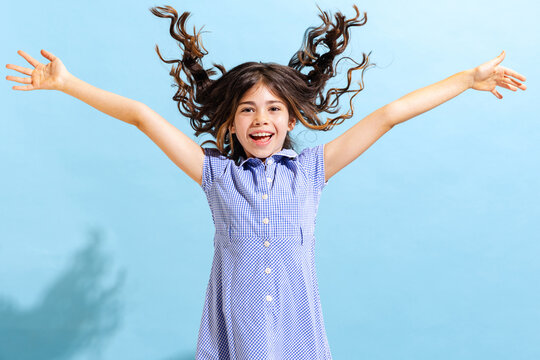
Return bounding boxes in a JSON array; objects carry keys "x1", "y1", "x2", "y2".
[{"x1": 229, "y1": 81, "x2": 296, "y2": 160}]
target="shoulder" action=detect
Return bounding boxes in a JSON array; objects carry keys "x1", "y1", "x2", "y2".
[
  {"x1": 296, "y1": 143, "x2": 324, "y2": 168},
  {"x1": 201, "y1": 147, "x2": 232, "y2": 192},
  {"x1": 203, "y1": 147, "x2": 227, "y2": 158},
  {"x1": 295, "y1": 144, "x2": 328, "y2": 192}
]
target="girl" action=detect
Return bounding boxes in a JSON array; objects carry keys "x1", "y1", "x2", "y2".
[{"x1": 5, "y1": 4, "x2": 526, "y2": 360}]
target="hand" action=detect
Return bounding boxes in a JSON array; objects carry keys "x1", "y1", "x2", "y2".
[
  {"x1": 5, "y1": 49, "x2": 71, "y2": 91},
  {"x1": 471, "y1": 50, "x2": 527, "y2": 99}
]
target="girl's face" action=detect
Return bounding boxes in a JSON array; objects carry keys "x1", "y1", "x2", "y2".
[{"x1": 230, "y1": 81, "x2": 296, "y2": 161}]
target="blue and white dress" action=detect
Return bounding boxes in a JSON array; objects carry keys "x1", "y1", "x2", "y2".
[{"x1": 195, "y1": 143, "x2": 332, "y2": 359}]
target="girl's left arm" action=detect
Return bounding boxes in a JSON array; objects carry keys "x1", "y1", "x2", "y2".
[
  {"x1": 324, "y1": 50, "x2": 527, "y2": 183},
  {"x1": 382, "y1": 50, "x2": 526, "y2": 128}
]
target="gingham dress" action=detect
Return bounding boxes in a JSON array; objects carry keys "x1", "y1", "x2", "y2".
[{"x1": 195, "y1": 143, "x2": 332, "y2": 359}]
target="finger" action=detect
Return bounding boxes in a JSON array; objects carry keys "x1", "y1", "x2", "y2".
[
  {"x1": 17, "y1": 50, "x2": 40, "y2": 68},
  {"x1": 504, "y1": 76, "x2": 527, "y2": 90},
  {"x1": 12, "y1": 84, "x2": 35, "y2": 91},
  {"x1": 491, "y1": 89, "x2": 502, "y2": 99},
  {"x1": 499, "y1": 80, "x2": 517, "y2": 91},
  {"x1": 499, "y1": 65, "x2": 526, "y2": 82},
  {"x1": 492, "y1": 50, "x2": 505, "y2": 66},
  {"x1": 5, "y1": 75, "x2": 32, "y2": 84},
  {"x1": 5, "y1": 63, "x2": 33, "y2": 76},
  {"x1": 41, "y1": 49, "x2": 57, "y2": 62}
]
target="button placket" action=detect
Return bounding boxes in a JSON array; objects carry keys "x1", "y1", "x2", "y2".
[
  {"x1": 262, "y1": 164, "x2": 269, "y2": 200},
  {"x1": 262, "y1": 158, "x2": 272, "y2": 229},
  {"x1": 262, "y1": 158, "x2": 274, "y2": 302},
  {"x1": 257, "y1": 164, "x2": 271, "y2": 237},
  {"x1": 263, "y1": 158, "x2": 274, "y2": 305}
]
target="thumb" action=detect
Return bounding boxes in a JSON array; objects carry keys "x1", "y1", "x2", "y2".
[{"x1": 492, "y1": 50, "x2": 505, "y2": 66}]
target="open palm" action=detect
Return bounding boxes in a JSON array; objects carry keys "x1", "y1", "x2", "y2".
[
  {"x1": 472, "y1": 50, "x2": 527, "y2": 99},
  {"x1": 5, "y1": 49, "x2": 70, "y2": 91}
]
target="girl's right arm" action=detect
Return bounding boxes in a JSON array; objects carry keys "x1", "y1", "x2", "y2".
[{"x1": 6, "y1": 49, "x2": 204, "y2": 186}]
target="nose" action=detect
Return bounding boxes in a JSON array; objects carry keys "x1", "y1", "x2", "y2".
[{"x1": 254, "y1": 112, "x2": 269, "y2": 125}]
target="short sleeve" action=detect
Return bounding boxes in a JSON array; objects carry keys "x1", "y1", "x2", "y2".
[
  {"x1": 201, "y1": 147, "x2": 229, "y2": 193},
  {"x1": 296, "y1": 143, "x2": 329, "y2": 193}
]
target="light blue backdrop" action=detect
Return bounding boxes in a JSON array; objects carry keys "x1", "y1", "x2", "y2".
[{"x1": 1, "y1": 0, "x2": 538, "y2": 359}]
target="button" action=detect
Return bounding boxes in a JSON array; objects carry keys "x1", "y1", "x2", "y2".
[
  {"x1": 265, "y1": 267, "x2": 272, "y2": 274},
  {"x1": 267, "y1": 159, "x2": 274, "y2": 165},
  {"x1": 266, "y1": 177, "x2": 272, "y2": 183},
  {"x1": 264, "y1": 241, "x2": 270, "y2": 247},
  {"x1": 266, "y1": 295, "x2": 273, "y2": 302},
  {"x1": 262, "y1": 194, "x2": 268, "y2": 200},
  {"x1": 262, "y1": 218, "x2": 269, "y2": 224}
]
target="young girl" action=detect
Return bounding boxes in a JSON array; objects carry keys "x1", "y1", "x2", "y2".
[{"x1": 5, "y1": 4, "x2": 526, "y2": 360}]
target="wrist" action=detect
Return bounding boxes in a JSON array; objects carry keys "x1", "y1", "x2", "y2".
[
  {"x1": 462, "y1": 68, "x2": 475, "y2": 89},
  {"x1": 59, "y1": 72, "x2": 76, "y2": 93}
]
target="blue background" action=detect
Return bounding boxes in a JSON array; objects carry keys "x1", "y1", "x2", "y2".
[{"x1": 1, "y1": 0, "x2": 538, "y2": 359}]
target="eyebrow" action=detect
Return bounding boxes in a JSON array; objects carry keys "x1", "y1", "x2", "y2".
[{"x1": 238, "y1": 100, "x2": 285, "y2": 106}]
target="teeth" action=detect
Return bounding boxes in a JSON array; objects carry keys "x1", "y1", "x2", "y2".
[{"x1": 251, "y1": 132, "x2": 272, "y2": 138}]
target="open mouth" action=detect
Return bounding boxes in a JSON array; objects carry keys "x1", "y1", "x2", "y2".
[{"x1": 249, "y1": 133, "x2": 273, "y2": 145}]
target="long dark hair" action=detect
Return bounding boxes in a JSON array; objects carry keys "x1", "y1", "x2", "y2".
[{"x1": 149, "y1": 4, "x2": 374, "y2": 163}]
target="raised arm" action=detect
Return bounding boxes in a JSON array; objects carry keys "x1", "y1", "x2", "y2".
[
  {"x1": 324, "y1": 50, "x2": 527, "y2": 183},
  {"x1": 135, "y1": 105, "x2": 204, "y2": 185},
  {"x1": 6, "y1": 49, "x2": 204, "y2": 185}
]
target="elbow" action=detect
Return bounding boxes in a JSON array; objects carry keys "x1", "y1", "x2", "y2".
[
  {"x1": 133, "y1": 102, "x2": 149, "y2": 129},
  {"x1": 380, "y1": 104, "x2": 397, "y2": 129}
]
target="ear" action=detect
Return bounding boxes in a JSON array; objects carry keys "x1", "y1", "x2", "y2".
[
  {"x1": 229, "y1": 123, "x2": 236, "y2": 134},
  {"x1": 287, "y1": 117, "x2": 296, "y2": 132}
]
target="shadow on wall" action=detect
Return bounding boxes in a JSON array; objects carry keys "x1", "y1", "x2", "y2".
[{"x1": 0, "y1": 228, "x2": 126, "y2": 360}]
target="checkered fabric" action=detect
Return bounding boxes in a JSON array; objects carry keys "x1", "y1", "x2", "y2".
[{"x1": 195, "y1": 143, "x2": 332, "y2": 359}]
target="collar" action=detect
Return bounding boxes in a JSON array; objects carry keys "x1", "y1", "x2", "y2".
[{"x1": 237, "y1": 147, "x2": 298, "y2": 167}]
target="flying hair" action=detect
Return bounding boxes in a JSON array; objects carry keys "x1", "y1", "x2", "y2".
[{"x1": 149, "y1": 4, "x2": 375, "y2": 163}]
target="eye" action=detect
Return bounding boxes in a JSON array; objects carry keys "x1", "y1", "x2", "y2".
[
  {"x1": 270, "y1": 106, "x2": 281, "y2": 111},
  {"x1": 240, "y1": 107, "x2": 254, "y2": 113}
]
